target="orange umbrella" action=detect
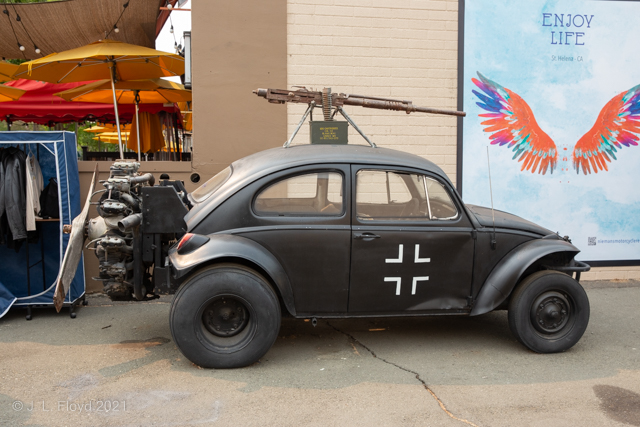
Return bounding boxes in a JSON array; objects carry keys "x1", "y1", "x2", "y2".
[
  {"x1": 127, "y1": 112, "x2": 165, "y2": 154},
  {"x1": 0, "y1": 83, "x2": 25, "y2": 102},
  {"x1": 14, "y1": 40, "x2": 184, "y2": 159},
  {"x1": 0, "y1": 62, "x2": 18, "y2": 82},
  {"x1": 56, "y1": 78, "x2": 190, "y2": 158},
  {"x1": 55, "y1": 78, "x2": 191, "y2": 104}
]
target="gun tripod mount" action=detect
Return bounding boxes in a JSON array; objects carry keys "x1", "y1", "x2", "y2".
[{"x1": 253, "y1": 87, "x2": 466, "y2": 148}]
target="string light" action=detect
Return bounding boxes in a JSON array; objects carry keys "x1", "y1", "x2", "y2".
[
  {"x1": 34, "y1": 46, "x2": 40, "y2": 54},
  {"x1": 3, "y1": 7, "x2": 26, "y2": 59},
  {"x1": 170, "y1": 25, "x2": 174, "y2": 34},
  {"x1": 105, "y1": 0, "x2": 130, "y2": 39}
]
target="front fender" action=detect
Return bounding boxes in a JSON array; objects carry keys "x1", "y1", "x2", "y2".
[
  {"x1": 169, "y1": 234, "x2": 296, "y2": 315},
  {"x1": 470, "y1": 239, "x2": 583, "y2": 316}
]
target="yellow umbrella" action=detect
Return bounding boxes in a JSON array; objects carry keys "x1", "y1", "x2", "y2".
[
  {"x1": 0, "y1": 83, "x2": 25, "y2": 102},
  {"x1": 56, "y1": 78, "x2": 190, "y2": 158},
  {"x1": 93, "y1": 136, "x2": 121, "y2": 144},
  {"x1": 0, "y1": 62, "x2": 18, "y2": 82},
  {"x1": 96, "y1": 132, "x2": 130, "y2": 137},
  {"x1": 83, "y1": 124, "x2": 132, "y2": 133},
  {"x1": 93, "y1": 132, "x2": 131, "y2": 146},
  {"x1": 14, "y1": 40, "x2": 184, "y2": 159}
]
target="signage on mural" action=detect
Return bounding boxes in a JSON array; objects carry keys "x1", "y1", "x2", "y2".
[{"x1": 461, "y1": 0, "x2": 640, "y2": 263}]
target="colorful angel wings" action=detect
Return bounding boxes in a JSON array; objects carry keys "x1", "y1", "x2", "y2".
[{"x1": 472, "y1": 72, "x2": 640, "y2": 175}]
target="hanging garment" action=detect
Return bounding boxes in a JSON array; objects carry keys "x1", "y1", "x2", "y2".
[
  {"x1": 39, "y1": 177, "x2": 60, "y2": 219},
  {"x1": 25, "y1": 153, "x2": 44, "y2": 231},
  {"x1": 1, "y1": 147, "x2": 27, "y2": 241},
  {"x1": 0, "y1": 147, "x2": 5, "y2": 245}
]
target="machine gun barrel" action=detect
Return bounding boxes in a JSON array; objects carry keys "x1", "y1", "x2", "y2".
[{"x1": 253, "y1": 88, "x2": 465, "y2": 117}]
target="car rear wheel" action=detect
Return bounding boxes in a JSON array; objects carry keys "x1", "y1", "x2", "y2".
[
  {"x1": 508, "y1": 270, "x2": 589, "y2": 353},
  {"x1": 170, "y1": 264, "x2": 281, "y2": 368}
]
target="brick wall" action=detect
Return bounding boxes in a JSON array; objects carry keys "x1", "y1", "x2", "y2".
[
  {"x1": 286, "y1": 0, "x2": 640, "y2": 280},
  {"x1": 287, "y1": 0, "x2": 459, "y2": 179}
]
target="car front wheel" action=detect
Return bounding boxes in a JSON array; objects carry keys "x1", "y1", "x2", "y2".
[
  {"x1": 508, "y1": 270, "x2": 590, "y2": 353},
  {"x1": 170, "y1": 264, "x2": 281, "y2": 368}
]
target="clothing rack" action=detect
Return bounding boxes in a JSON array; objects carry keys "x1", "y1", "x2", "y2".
[{"x1": 0, "y1": 132, "x2": 86, "y2": 321}]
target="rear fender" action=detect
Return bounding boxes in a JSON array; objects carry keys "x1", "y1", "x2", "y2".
[
  {"x1": 470, "y1": 239, "x2": 584, "y2": 316},
  {"x1": 169, "y1": 234, "x2": 296, "y2": 315}
]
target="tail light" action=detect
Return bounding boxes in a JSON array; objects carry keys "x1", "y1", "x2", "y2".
[{"x1": 176, "y1": 233, "x2": 210, "y2": 255}]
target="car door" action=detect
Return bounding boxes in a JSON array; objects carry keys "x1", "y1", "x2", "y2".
[
  {"x1": 348, "y1": 166, "x2": 475, "y2": 314},
  {"x1": 239, "y1": 165, "x2": 352, "y2": 315}
]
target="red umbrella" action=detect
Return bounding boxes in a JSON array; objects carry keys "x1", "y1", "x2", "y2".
[{"x1": 0, "y1": 79, "x2": 178, "y2": 125}]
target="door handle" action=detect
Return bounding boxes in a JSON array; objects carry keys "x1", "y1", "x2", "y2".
[{"x1": 354, "y1": 232, "x2": 380, "y2": 240}]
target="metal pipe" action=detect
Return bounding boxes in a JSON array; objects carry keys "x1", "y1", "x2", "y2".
[
  {"x1": 120, "y1": 193, "x2": 140, "y2": 211},
  {"x1": 129, "y1": 173, "x2": 155, "y2": 186},
  {"x1": 109, "y1": 60, "x2": 124, "y2": 159},
  {"x1": 336, "y1": 106, "x2": 376, "y2": 148},
  {"x1": 117, "y1": 213, "x2": 142, "y2": 232},
  {"x1": 284, "y1": 101, "x2": 315, "y2": 148},
  {"x1": 134, "y1": 90, "x2": 142, "y2": 162}
]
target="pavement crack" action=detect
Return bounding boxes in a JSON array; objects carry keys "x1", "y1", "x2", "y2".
[{"x1": 327, "y1": 321, "x2": 478, "y2": 427}]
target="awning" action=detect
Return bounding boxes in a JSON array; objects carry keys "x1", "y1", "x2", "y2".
[
  {"x1": 0, "y1": 79, "x2": 178, "y2": 125},
  {"x1": 0, "y1": 0, "x2": 169, "y2": 60}
]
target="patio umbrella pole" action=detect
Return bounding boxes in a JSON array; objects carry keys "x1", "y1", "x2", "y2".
[
  {"x1": 109, "y1": 61, "x2": 125, "y2": 159},
  {"x1": 134, "y1": 90, "x2": 141, "y2": 162}
]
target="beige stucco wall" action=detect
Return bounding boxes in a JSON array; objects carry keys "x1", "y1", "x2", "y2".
[{"x1": 190, "y1": 0, "x2": 288, "y2": 181}]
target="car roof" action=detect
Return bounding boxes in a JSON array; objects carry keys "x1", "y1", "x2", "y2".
[
  {"x1": 232, "y1": 144, "x2": 448, "y2": 180},
  {"x1": 185, "y1": 144, "x2": 453, "y2": 228}
]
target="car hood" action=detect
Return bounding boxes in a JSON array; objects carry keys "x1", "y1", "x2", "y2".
[{"x1": 466, "y1": 204, "x2": 555, "y2": 236}]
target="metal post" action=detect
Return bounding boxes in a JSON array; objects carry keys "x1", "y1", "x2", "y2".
[
  {"x1": 134, "y1": 90, "x2": 142, "y2": 161},
  {"x1": 284, "y1": 102, "x2": 315, "y2": 148},
  {"x1": 336, "y1": 106, "x2": 377, "y2": 148},
  {"x1": 108, "y1": 61, "x2": 124, "y2": 159}
]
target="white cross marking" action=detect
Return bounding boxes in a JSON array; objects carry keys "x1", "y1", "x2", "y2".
[
  {"x1": 385, "y1": 244, "x2": 403, "y2": 263},
  {"x1": 411, "y1": 276, "x2": 429, "y2": 295},
  {"x1": 384, "y1": 277, "x2": 402, "y2": 295},
  {"x1": 414, "y1": 244, "x2": 430, "y2": 263}
]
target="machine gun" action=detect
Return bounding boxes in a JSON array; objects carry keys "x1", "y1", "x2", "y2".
[{"x1": 254, "y1": 87, "x2": 465, "y2": 147}]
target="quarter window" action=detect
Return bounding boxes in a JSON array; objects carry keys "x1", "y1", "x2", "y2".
[
  {"x1": 254, "y1": 172, "x2": 344, "y2": 216},
  {"x1": 356, "y1": 170, "x2": 458, "y2": 221},
  {"x1": 191, "y1": 166, "x2": 232, "y2": 203}
]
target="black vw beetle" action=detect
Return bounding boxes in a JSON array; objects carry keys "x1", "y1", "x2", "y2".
[{"x1": 168, "y1": 144, "x2": 590, "y2": 368}]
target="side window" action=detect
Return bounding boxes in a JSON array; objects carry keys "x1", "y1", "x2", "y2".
[
  {"x1": 425, "y1": 177, "x2": 458, "y2": 220},
  {"x1": 254, "y1": 171, "x2": 344, "y2": 216},
  {"x1": 355, "y1": 170, "x2": 458, "y2": 221}
]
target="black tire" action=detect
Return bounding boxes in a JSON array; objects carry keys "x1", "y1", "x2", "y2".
[
  {"x1": 170, "y1": 264, "x2": 281, "y2": 368},
  {"x1": 508, "y1": 270, "x2": 589, "y2": 353}
]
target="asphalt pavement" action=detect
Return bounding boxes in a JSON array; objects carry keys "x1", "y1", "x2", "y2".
[{"x1": 0, "y1": 280, "x2": 639, "y2": 427}]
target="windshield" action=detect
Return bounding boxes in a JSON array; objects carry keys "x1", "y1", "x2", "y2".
[{"x1": 190, "y1": 166, "x2": 232, "y2": 203}]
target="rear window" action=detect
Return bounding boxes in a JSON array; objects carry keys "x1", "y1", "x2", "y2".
[
  {"x1": 254, "y1": 171, "x2": 344, "y2": 216},
  {"x1": 191, "y1": 166, "x2": 232, "y2": 203}
]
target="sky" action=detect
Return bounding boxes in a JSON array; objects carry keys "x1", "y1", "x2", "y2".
[
  {"x1": 461, "y1": 0, "x2": 640, "y2": 261},
  {"x1": 156, "y1": 0, "x2": 191, "y2": 83}
]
